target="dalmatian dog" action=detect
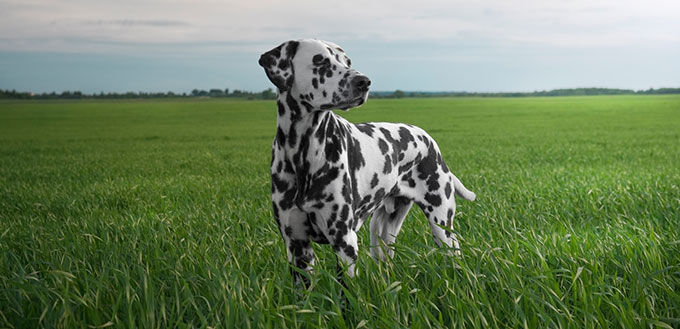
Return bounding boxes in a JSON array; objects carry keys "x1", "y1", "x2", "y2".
[{"x1": 259, "y1": 39, "x2": 476, "y2": 284}]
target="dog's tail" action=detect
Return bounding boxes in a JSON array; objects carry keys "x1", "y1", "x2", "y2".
[{"x1": 453, "y1": 175, "x2": 476, "y2": 201}]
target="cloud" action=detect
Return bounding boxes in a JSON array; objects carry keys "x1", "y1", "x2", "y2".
[
  {"x1": 1, "y1": 0, "x2": 679, "y2": 54},
  {"x1": 83, "y1": 19, "x2": 191, "y2": 27}
]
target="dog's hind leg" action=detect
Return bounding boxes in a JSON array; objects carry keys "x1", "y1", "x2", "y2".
[
  {"x1": 369, "y1": 208, "x2": 391, "y2": 260},
  {"x1": 417, "y1": 199, "x2": 461, "y2": 256},
  {"x1": 370, "y1": 196, "x2": 413, "y2": 259},
  {"x1": 415, "y1": 173, "x2": 465, "y2": 256}
]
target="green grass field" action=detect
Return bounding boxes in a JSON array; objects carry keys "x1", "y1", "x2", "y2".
[{"x1": 1, "y1": 96, "x2": 679, "y2": 328}]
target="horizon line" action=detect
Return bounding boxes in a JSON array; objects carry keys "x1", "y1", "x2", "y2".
[{"x1": 2, "y1": 86, "x2": 680, "y2": 95}]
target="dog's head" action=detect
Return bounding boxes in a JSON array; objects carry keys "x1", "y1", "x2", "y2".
[{"x1": 259, "y1": 39, "x2": 370, "y2": 111}]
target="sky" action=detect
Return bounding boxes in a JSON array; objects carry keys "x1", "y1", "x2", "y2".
[{"x1": 1, "y1": 0, "x2": 679, "y2": 93}]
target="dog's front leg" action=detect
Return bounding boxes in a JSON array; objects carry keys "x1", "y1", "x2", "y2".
[
  {"x1": 274, "y1": 205, "x2": 315, "y2": 287},
  {"x1": 331, "y1": 223, "x2": 359, "y2": 278}
]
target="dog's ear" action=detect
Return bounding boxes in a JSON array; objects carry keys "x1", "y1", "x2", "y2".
[{"x1": 258, "y1": 41, "x2": 299, "y2": 92}]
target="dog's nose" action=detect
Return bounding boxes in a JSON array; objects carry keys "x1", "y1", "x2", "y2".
[{"x1": 352, "y1": 75, "x2": 371, "y2": 92}]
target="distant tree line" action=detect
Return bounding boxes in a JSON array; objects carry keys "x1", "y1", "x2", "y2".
[
  {"x1": 0, "y1": 88, "x2": 277, "y2": 100},
  {"x1": 371, "y1": 88, "x2": 680, "y2": 98},
  {"x1": 1, "y1": 87, "x2": 679, "y2": 100}
]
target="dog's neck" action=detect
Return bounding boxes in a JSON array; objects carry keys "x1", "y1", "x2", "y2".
[{"x1": 275, "y1": 91, "x2": 336, "y2": 151}]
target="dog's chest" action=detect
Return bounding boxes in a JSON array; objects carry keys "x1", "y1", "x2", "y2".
[{"x1": 298, "y1": 123, "x2": 400, "y2": 215}]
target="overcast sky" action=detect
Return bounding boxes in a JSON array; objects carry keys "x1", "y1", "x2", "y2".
[{"x1": 1, "y1": 0, "x2": 679, "y2": 93}]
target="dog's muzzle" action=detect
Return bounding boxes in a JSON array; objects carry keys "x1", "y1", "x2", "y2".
[
  {"x1": 321, "y1": 74, "x2": 371, "y2": 110},
  {"x1": 346, "y1": 75, "x2": 371, "y2": 109},
  {"x1": 352, "y1": 75, "x2": 371, "y2": 94}
]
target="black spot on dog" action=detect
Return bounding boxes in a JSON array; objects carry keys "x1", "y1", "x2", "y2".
[
  {"x1": 325, "y1": 139, "x2": 341, "y2": 162},
  {"x1": 317, "y1": 115, "x2": 343, "y2": 163},
  {"x1": 276, "y1": 127, "x2": 286, "y2": 146},
  {"x1": 379, "y1": 128, "x2": 394, "y2": 143},
  {"x1": 341, "y1": 175, "x2": 352, "y2": 203},
  {"x1": 271, "y1": 173, "x2": 288, "y2": 192},
  {"x1": 286, "y1": 93, "x2": 302, "y2": 120},
  {"x1": 417, "y1": 145, "x2": 441, "y2": 191},
  {"x1": 288, "y1": 126, "x2": 297, "y2": 147},
  {"x1": 346, "y1": 137, "x2": 366, "y2": 210},
  {"x1": 339, "y1": 205, "x2": 350, "y2": 224},
  {"x1": 382, "y1": 154, "x2": 392, "y2": 174},
  {"x1": 277, "y1": 101, "x2": 285, "y2": 116},
  {"x1": 436, "y1": 153, "x2": 450, "y2": 173},
  {"x1": 397, "y1": 161, "x2": 413, "y2": 175},
  {"x1": 370, "y1": 173, "x2": 379, "y2": 188},
  {"x1": 444, "y1": 182, "x2": 452, "y2": 199},
  {"x1": 278, "y1": 189, "x2": 295, "y2": 210},
  {"x1": 305, "y1": 166, "x2": 339, "y2": 202},
  {"x1": 427, "y1": 176, "x2": 440, "y2": 192},
  {"x1": 424, "y1": 193, "x2": 442, "y2": 207},
  {"x1": 356, "y1": 123, "x2": 375, "y2": 137},
  {"x1": 347, "y1": 137, "x2": 365, "y2": 172},
  {"x1": 283, "y1": 159, "x2": 295, "y2": 174},
  {"x1": 278, "y1": 58, "x2": 289, "y2": 70},
  {"x1": 401, "y1": 171, "x2": 416, "y2": 187},
  {"x1": 259, "y1": 45, "x2": 281, "y2": 67},
  {"x1": 380, "y1": 127, "x2": 410, "y2": 161},
  {"x1": 378, "y1": 139, "x2": 388, "y2": 155},
  {"x1": 398, "y1": 127, "x2": 415, "y2": 150},
  {"x1": 359, "y1": 195, "x2": 371, "y2": 207},
  {"x1": 344, "y1": 245, "x2": 356, "y2": 259},
  {"x1": 374, "y1": 188, "x2": 386, "y2": 202},
  {"x1": 285, "y1": 41, "x2": 299, "y2": 59},
  {"x1": 314, "y1": 116, "x2": 326, "y2": 143},
  {"x1": 300, "y1": 101, "x2": 314, "y2": 112}
]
